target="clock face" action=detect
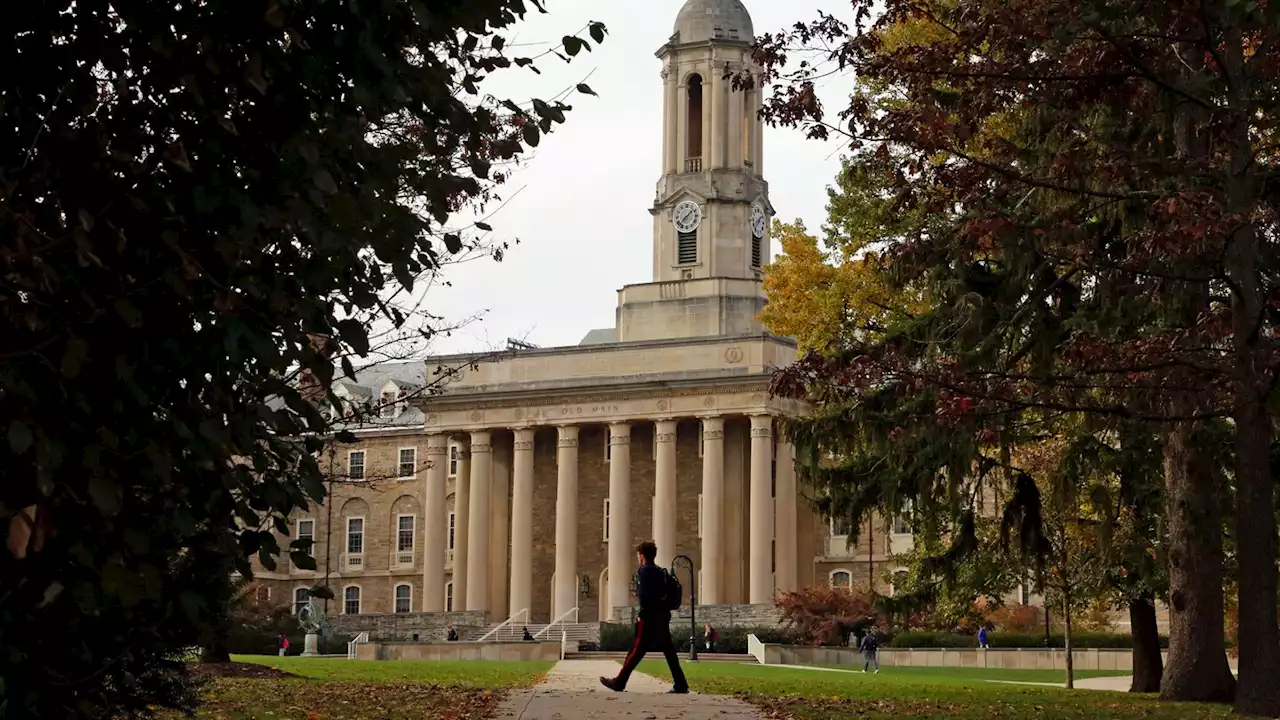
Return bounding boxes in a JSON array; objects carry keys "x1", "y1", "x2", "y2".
[
  {"x1": 673, "y1": 200, "x2": 702, "y2": 233},
  {"x1": 750, "y1": 203, "x2": 767, "y2": 238}
]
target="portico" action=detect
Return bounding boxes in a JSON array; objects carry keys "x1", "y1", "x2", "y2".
[{"x1": 415, "y1": 332, "x2": 804, "y2": 623}]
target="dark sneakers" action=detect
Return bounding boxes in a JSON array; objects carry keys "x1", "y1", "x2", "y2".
[
  {"x1": 600, "y1": 677, "x2": 689, "y2": 694},
  {"x1": 599, "y1": 677, "x2": 623, "y2": 692}
]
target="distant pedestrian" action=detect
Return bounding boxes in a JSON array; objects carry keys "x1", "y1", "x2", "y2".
[
  {"x1": 599, "y1": 541, "x2": 689, "y2": 694},
  {"x1": 278, "y1": 634, "x2": 289, "y2": 657},
  {"x1": 859, "y1": 631, "x2": 880, "y2": 673},
  {"x1": 522, "y1": 626, "x2": 534, "y2": 642},
  {"x1": 446, "y1": 625, "x2": 459, "y2": 642},
  {"x1": 704, "y1": 623, "x2": 718, "y2": 653},
  {"x1": 977, "y1": 626, "x2": 989, "y2": 649}
]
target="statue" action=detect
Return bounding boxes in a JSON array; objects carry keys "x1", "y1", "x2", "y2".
[{"x1": 297, "y1": 598, "x2": 323, "y2": 657}]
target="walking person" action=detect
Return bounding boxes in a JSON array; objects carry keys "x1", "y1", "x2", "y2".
[
  {"x1": 704, "y1": 623, "x2": 718, "y2": 653},
  {"x1": 277, "y1": 634, "x2": 289, "y2": 657},
  {"x1": 859, "y1": 630, "x2": 880, "y2": 673},
  {"x1": 977, "y1": 626, "x2": 989, "y2": 649},
  {"x1": 600, "y1": 541, "x2": 689, "y2": 694}
]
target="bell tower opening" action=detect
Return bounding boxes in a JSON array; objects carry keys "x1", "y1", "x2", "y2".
[{"x1": 686, "y1": 74, "x2": 704, "y2": 172}]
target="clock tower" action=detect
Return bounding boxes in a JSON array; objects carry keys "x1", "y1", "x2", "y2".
[{"x1": 615, "y1": 0, "x2": 773, "y2": 342}]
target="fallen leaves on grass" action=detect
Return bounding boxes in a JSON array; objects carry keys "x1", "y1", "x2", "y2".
[
  {"x1": 170, "y1": 678, "x2": 502, "y2": 719},
  {"x1": 745, "y1": 694, "x2": 1233, "y2": 720},
  {"x1": 190, "y1": 662, "x2": 298, "y2": 680}
]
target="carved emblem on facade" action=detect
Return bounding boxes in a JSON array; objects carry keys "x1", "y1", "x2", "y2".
[{"x1": 724, "y1": 346, "x2": 744, "y2": 364}]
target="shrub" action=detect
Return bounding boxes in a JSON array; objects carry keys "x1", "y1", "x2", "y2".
[
  {"x1": 775, "y1": 585, "x2": 880, "y2": 646},
  {"x1": 983, "y1": 603, "x2": 1045, "y2": 633}
]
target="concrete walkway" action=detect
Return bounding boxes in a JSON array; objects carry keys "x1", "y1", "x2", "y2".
[{"x1": 494, "y1": 659, "x2": 766, "y2": 720}]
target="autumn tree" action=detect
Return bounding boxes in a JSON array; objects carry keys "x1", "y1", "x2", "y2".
[
  {"x1": 0, "y1": 2, "x2": 606, "y2": 715},
  {"x1": 755, "y1": 0, "x2": 1278, "y2": 712}
]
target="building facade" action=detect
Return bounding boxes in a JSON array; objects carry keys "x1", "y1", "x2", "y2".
[{"x1": 250, "y1": 0, "x2": 921, "y2": 631}]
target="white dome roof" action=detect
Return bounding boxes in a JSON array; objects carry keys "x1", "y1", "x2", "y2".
[{"x1": 672, "y1": 0, "x2": 754, "y2": 44}]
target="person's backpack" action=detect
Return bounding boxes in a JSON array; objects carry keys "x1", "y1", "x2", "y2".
[{"x1": 662, "y1": 568, "x2": 683, "y2": 611}]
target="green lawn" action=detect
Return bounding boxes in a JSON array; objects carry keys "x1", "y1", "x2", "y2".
[
  {"x1": 165, "y1": 656, "x2": 554, "y2": 719},
  {"x1": 233, "y1": 655, "x2": 552, "y2": 688},
  {"x1": 636, "y1": 661, "x2": 1232, "y2": 719}
]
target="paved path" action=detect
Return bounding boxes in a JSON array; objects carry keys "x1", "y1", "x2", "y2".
[{"x1": 494, "y1": 659, "x2": 765, "y2": 720}]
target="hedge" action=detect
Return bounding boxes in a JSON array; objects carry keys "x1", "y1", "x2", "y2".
[
  {"x1": 885, "y1": 630, "x2": 1169, "y2": 649},
  {"x1": 598, "y1": 623, "x2": 791, "y2": 654}
]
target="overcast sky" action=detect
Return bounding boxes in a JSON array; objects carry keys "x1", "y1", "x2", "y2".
[{"x1": 424, "y1": 0, "x2": 855, "y2": 355}]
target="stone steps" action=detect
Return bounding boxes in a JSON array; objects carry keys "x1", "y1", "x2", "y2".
[{"x1": 479, "y1": 622, "x2": 597, "y2": 644}]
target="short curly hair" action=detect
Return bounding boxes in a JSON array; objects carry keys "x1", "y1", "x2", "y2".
[{"x1": 636, "y1": 541, "x2": 657, "y2": 561}]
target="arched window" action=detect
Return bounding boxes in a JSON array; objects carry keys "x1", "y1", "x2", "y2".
[
  {"x1": 891, "y1": 569, "x2": 909, "y2": 597},
  {"x1": 343, "y1": 586, "x2": 361, "y2": 615},
  {"x1": 394, "y1": 584, "x2": 412, "y2": 613},
  {"x1": 830, "y1": 570, "x2": 852, "y2": 588},
  {"x1": 293, "y1": 587, "x2": 310, "y2": 615},
  {"x1": 686, "y1": 74, "x2": 703, "y2": 169}
]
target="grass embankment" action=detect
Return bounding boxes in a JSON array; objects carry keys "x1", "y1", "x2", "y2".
[
  {"x1": 170, "y1": 655, "x2": 553, "y2": 719},
  {"x1": 636, "y1": 661, "x2": 1232, "y2": 720}
]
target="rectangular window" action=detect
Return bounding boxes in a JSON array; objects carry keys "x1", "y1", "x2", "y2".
[
  {"x1": 295, "y1": 519, "x2": 315, "y2": 570},
  {"x1": 604, "y1": 435, "x2": 611, "y2": 463},
  {"x1": 398, "y1": 447, "x2": 417, "y2": 478},
  {"x1": 445, "y1": 583, "x2": 454, "y2": 612},
  {"x1": 603, "y1": 498, "x2": 611, "y2": 541},
  {"x1": 380, "y1": 391, "x2": 396, "y2": 418},
  {"x1": 395, "y1": 584, "x2": 412, "y2": 613},
  {"x1": 347, "y1": 450, "x2": 365, "y2": 480},
  {"x1": 347, "y1": 518, "x2": 364, "y2": 554},
  {"x1": 448, "y1": 445, "x2": 458, "y2": 476},
  {"x1": 344, "y1": 586, "x2": 361, "y2": 615},
  {"x1": 751, "y1": 235, "x2": 762, "y2": 268},
  {"x1": 397, "y1": 515, "x2": 415, "y2": 552},
  {"x1": 698, "y1": 426, "x2": 704, "y2": 458},
  {"x1": 448, "y1": 512, "x2": 455, "y2": 550},
  {"x1": 830, "y1": 517, "x2": 852, "y2": 537},
  {"x1": 294, "y1": 587, "x2": 310, "y2": 614},
  {"x1": 677, "y1": 230, "x2": 697, "y2": 264}
]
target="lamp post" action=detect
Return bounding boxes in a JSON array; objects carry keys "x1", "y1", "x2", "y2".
[{"x1": 671, "y1": 554, "x2": 697, "y2": 662}]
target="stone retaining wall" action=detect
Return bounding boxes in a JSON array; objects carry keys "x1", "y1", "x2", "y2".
[
  {"x1": 610, "y1": 603, "x2": 781, "y2": 627},
  {"x1": 354, "y1": 640, "x2": 562, "y2": 662},
  {"x1": 331, "y1": 611, "x2": 489, "y2": 641},
  {"x1": 756, "y1": 644, "x2": 1240, "y2": 672}
]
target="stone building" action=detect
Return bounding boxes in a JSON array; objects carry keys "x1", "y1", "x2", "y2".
[{"x1": 250, "y1": 0, "x2": 926, "y2": 636}]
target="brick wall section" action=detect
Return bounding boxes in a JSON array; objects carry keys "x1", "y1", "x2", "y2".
[{"x1": 332, "y1": 610, "x2": 489, "y2": 641}]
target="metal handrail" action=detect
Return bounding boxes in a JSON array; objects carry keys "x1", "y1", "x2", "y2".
[
  {"x1": 533, "y1": 606, "x2": 578, "y2": 640},
  {"x1": 347, "y1": 631, "x2": 370, "y2": 659},
  {"x1": 477, "y1": 608, "x2": 530, "y2": 642}
]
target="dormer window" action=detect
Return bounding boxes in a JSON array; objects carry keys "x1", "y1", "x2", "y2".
[{"x1": 380, "y1": 392, "x2": 396, "y2": 419}]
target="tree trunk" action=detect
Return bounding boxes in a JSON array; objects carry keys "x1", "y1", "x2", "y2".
[
  {"x1": 1231, "y1": 382, "x2": 1280, "y2": 716},
  {"x1": 1159, "y1": 425, "x2": 1236, "y2": 703},
  {"x1": 1129, "y1": 596, "x2": 1163, "y2": 693},
  {"x1": 1064, "y1": 592, "x2": 1074, "y2": 690}
]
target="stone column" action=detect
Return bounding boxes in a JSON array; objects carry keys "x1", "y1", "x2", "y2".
[
  {"x1": 606, "y1": 422, "x2": 632, "y2": 619},
  {"x1": 749, "y1": 415, "x2": 775, "y2": 604},
  {"x1": 704, "y1": 57, "x2": 717, "y2": 168},
  {"x1": 489, "y1": 438, "x2": 511, "y2": 617},
  {"x1": 700, "y1": 416, "x2": 725, "y2": 605},
  {"x1": 465, "y1": 431, "x2": 492, "y2": 611},
  {"x1": 652, "y1": 419, "x2": 679, "y2": 569},
  {"x1": 453, "y1": 438, "x2": 471, "y2": 609},
  {"x1": 508, "y1": 428, "x2": 536, "y2": 617},
  {"x1": 422, "y1": 434, "x2": 449, "y2": 611},
  {"x1": 774, "y1": 436, "x2": 798, "y2": 593},
  {"x1": 553, "y1": 425, "x2": 580, "y2": 619},
  {"x1": 710, "y1": 60, "x2": 726, "y2": 168},
  {"x1": 664, "y1": 67, "x2": 678, "y2": 174},
  {"x1": 728, "y1": 75, "x2": 744, "y2": 168}
]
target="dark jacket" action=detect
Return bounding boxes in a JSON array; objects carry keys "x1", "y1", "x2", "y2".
[
  {"x1": 634, "y1": 561, "x2": 670, "y2": 621},
  {"x1": 859, "y1": 633, "x2": 878, "y2": 654}
]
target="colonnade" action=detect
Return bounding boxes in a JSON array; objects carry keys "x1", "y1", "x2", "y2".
[{"x1": 420, "y1": 414, "x2": 797, "y2": 619}]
